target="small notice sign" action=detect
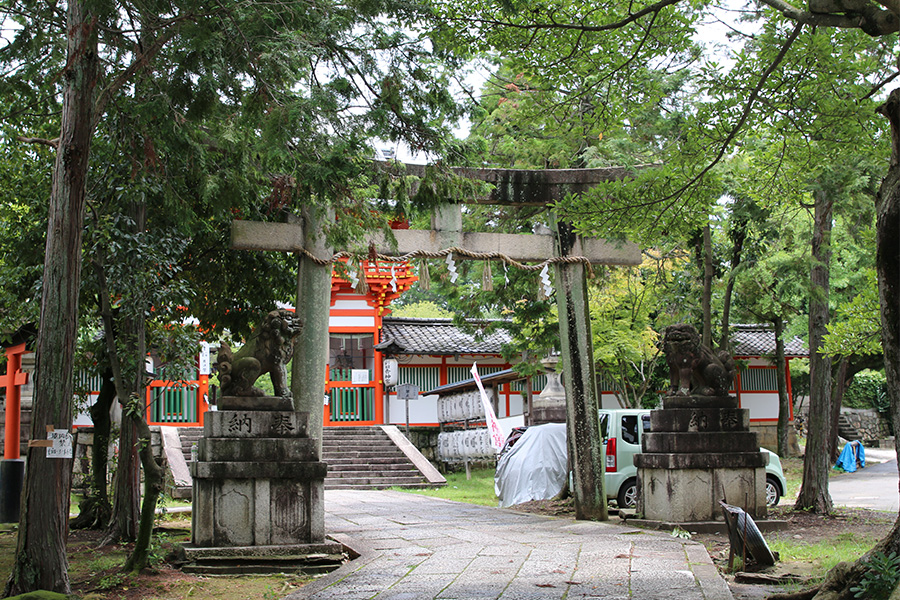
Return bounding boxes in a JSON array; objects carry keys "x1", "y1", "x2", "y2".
[
  {"x1": 46, "y1": 429, "x2": 73, "y2": 459},
  {"x1": 199, "y1": 342, "x2": 212, "y2": 376},
  {"x1": 351, "y1": 369, "x2": 370, "y2": 385}
]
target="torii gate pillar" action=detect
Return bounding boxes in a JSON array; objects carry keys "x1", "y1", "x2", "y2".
[
  {"x1": 1, "y1": 343, "x2": 29, "y2": 522},
  {"x1": 552, "y1": 220, "x2": 607, "y2": 520},
  {"x1": 289, "y1": 208, "x2": 333, "y2": 458}
]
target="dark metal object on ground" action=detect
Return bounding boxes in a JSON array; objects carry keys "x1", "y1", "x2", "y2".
[{"x1": 720, "y1": 500, "x2": 776, "y2": 568}]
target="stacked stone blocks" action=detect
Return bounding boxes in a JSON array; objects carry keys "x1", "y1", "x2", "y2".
[
  {"x1": 636, "y1": 395, "x2": 767, "y2": 522},
  {"x1": 189, "y1": 400, "x2": 335, "y2": 559}
]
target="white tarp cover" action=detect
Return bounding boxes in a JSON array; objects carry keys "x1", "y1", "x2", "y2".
[{"x1": 495, "y1": 423, "x2": 568, "y2": 508}]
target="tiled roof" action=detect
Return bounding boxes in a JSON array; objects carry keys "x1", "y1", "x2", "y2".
[
  {"x1": 730, "y1": 324, "x2": 807, "y2": 357},
  {"x1": 377, "y1": 317, "x2": 511, "y2": 355}
]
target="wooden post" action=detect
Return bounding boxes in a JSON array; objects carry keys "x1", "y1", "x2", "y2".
[{"x1": 552, "y1": 218, "x2": 607, "y2": 521}]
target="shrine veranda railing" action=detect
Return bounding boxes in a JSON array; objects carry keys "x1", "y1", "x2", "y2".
[
  {"x1": 327, "y1": 369, "x2": 377, "y2": 423},
  {"x1": 146, "y1": 382, "x2": 201, "y2": 424}
]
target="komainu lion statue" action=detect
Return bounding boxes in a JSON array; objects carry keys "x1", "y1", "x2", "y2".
[
  {"x1": 662, "y1": 323, "x2": 736, "y2": 397},
  {"x1": 216, "y1": 309, "x2": 302, "y2": 398}
]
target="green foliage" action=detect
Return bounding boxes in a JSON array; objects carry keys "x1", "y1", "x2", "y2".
[
  {"x1": 589, "y1": 258, "x2": 676, "y2": 407},
  {"x1": 390, "y1": 301, "x2": 453, "y2": 319},
  {"x1": 843, "y1": 370, "x2": 889, "y2": 412},
  {"x1": 851, "y1": 551, "x2": 900, "y2": 600},
  {"x1": 824, "y1": 271, "x2": 883, "y2": 358}
]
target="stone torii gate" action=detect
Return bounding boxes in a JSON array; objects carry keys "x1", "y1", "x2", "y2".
[{"x1": 231, "y1": 166, "x2": 641, "y2": 520}]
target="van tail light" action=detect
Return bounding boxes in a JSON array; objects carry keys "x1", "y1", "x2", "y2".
[{"x1": 606, "y1": 437, "x2": 617, "y2": 472}]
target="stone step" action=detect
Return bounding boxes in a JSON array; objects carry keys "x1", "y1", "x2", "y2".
[
  {"x1": 837, "y1": 415, "x2": 861, "y2": 441},
  {"x1": 324, "y1": 475, "x2": 431, "y2": 487},
  {"x1": 327, "y1": 465, "x2": 421, "y2": 475},
  {"x1": 327, "y1": 462, "x2": 418, "y2": 472},
  {"x1": 325, "y1": 480, "x2": 436, "y2": 489},
  {"x1": 322, "y1": 452, "x2": 406, "y2": 461},
  {"x1": 322, "y1": 443, "x2": 397, "y2": 452},
  {"x1": 167, "y1": 425, "x2": 441, "y2": 493}
]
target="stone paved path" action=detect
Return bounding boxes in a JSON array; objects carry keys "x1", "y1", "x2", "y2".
[{"x1": 284, "y1": 490, "x2": 733, "y2": 600}]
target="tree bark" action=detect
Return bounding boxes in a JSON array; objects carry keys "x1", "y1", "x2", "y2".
[
  {"x1": 828, "y1": 357, "x2": 850, "y2": 462},
  {"x1": 123, "y1": 407, "x2": 164, "y2": 572},
  {"x1": 5, "y1": 2, "x2": 98, "y2": 595},
  {"x1": 773, "y1": 316, "x2": 791, "y2": 458},
  {"x1": 70, "y1": 368, "x2": 114, "y2": 530},
  {"x1": 795, "y1": 189, "x2": 833, "y2": 514},
  {"x1": 95, "y1": 260, "x2": 139, "y2": 545},
  {"x1": 701, "y1": 224, "x2": 713, "y2": 349}
]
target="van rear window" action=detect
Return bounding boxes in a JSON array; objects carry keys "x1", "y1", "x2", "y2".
[{"x1": 621, "y1": 415, "x2": 639, "y2": 444}]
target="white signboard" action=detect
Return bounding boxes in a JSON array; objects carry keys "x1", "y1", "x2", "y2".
[
  {"x1": 396, "y1": 383, "x2": 419, "y2": 400},
  {"x1": 351, "y1": 369, "x2": 370, "y2": 385},
  {"x1": 199, "y1": 342, "x2": 212, "y2": 376},
  {"x1": 47, "y1": 429, "x2": 74, "y2": 459}
]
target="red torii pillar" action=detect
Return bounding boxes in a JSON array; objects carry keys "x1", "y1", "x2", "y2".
[{"x1": 1, "y1": 343, "x2": 29, "y2": 522}]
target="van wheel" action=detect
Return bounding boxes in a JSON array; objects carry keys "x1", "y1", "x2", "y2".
[
  {"x1": 618, "y1": 478, "x2": 638, "y2": 509},
  {"x1": 765, "y1": 476, "x2": 781, "y2": 507}
]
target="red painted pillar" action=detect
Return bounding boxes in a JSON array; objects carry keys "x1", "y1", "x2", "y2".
[{"x1": 2, "y1": 343, "x2": 29, "y2": 459}]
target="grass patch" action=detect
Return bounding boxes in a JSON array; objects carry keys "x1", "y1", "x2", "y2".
[
  {"x1": 395, "y1": 468, "x2": 498, "y2": 506},
  {"x1": 780, "y1": 457, "x2": 804, "y2": 501},
  {"x1": 0, "y1": 518, "x2": 312, "y2": 599},
  {"x1": 768, "y1": 531, "x2": 879, "y2": 578}
]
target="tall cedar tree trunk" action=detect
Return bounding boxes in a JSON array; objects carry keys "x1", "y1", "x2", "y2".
[
  {"x1": 828, "y1": 357, "x2": 850, "y2": 462},
  {"x1": 70, "y1": 369, "x2": 114, "y2": 530},
  {"x1": 701, "y1": 224, "x2": 713, "y2": 348},
  {"x1": 794, "y1": 189, "x2": 834, "y2": 514},
  {"x1": 774, "y1": 317, "x2": 791, "y2": 458},
  {"x1": 770, "y1": 85, "x2": 900, "y2": 600},
  {"x1": 5, "y1": 3, "x2": 98, "y2": 595}
]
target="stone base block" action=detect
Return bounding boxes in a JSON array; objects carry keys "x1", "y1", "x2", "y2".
[
  {"x1": 530, "y1": 405, "x2": 567, "y2": 425},
  {"x1": 638, "y1": 465, "x2": 766, "y2": 522},
  {"x1": 218, "y1": 395, "x2": 293, "y2": 411},
  {"x1": 192, "y1": 476, "x2": 326, "y2": 546},
  {"x1": 663, "y1": 395, "x2": 738, "y2": 409},
  {"x1": 181, "y1": 541, "x2": 345, "y2": 575},
  {"x1": 649, "y1": 407, "x2": 749, "y2": 433},
  {"x1": 635, "y1": 451, "x2": 766, "y2": 470},
  {"x1": 643, "y1": 431, "x2": 760, "y2": 454},
  {"x1": 205, "y1": 410, "x2": 309, "y2": 438},
  {"x1": 199, "y1": 436, "x2": 317, "y2": 462}
]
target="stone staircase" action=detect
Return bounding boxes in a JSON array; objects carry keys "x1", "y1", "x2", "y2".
[
  {"x1": 323, "y1": 426, "x2": 442, "y2": 490},
  {"x1": 838, "y1": 413, "x2": 861, "y2": 441},
  {"x1": 171, "y1": 424, "x2": 444, "y2": 498}
]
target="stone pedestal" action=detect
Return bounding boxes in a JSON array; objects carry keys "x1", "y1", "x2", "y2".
[
  {"x1": 635, "y1": 395, "x2": 767, "y2": 522},
  {"x1": 185, "y1": 398, "x2": 342, "y2": 572},
  {"x1": 531, "y1": 356, "x2": 567, "y2": 424}
]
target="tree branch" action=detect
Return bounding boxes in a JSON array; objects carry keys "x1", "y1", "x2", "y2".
[
  {"x1": 456, "y1": 0, "x2": 685, "y2": 33},
  {"x1": 758, "y1": 0, "x2": 899, "y2": 34},
  {"x1": 16, "y1": 136, "x2": 59, "y2": 149}
]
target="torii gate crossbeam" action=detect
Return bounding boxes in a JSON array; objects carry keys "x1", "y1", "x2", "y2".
[{"x1": 231, "y1": 166, "x2": 642, "y2": 520}]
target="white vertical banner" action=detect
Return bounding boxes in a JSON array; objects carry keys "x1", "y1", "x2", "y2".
[{"x1": 471, "y1": 363, "x2": 505, "y2": 451}]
